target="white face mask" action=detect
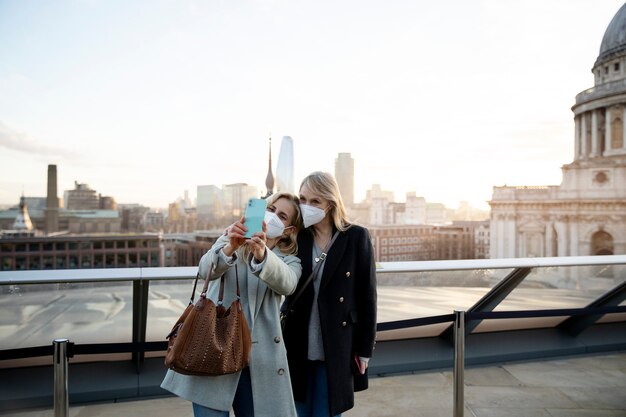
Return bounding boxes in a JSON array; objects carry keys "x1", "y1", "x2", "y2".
[
  {"x1": 300, "y1": 204, "x2": 326, "y2": 228},
  {"x1": 264, "y1": 211, "x2": 286, "y2": 239}
]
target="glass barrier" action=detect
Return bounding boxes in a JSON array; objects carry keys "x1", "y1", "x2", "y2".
[
  {"x1": 376, "y1": 268, "x2": 513, "y2": 339},
  {"x1": 1, "y1": 257, "x2": 624, "y2": 358},
  {"x1": 0, "y1": 281, "x2": 133, "y2": 350},
  {"x1": 146, "y1": 279, "x2": 197, "y2": 343},
  {"x1": 475, "y1": 264, "x2": 626, "y2": 332}
]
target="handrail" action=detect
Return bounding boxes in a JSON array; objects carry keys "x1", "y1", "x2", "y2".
[{"x1": 1, "y1": 255, "x2": 625, "y2": 284}]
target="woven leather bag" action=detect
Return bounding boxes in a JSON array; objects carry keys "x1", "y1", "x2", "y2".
[{"x1": 164, "y1": 262, "x2": 252, "y2": 376}]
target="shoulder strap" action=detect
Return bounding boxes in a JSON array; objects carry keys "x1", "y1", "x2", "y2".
[
  {"x1": 191, "y1": 260, "x2": 239, "y2": 305},
  {"x1": 284, "y1": 231, "x2": 340, "y2": 312}
]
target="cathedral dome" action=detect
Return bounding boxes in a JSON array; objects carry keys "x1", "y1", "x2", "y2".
[{"x1": 594, "y1": 3, "x2": 626, "y2": 69}]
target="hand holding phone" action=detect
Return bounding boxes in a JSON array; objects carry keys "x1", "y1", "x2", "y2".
[{"x1": 244, "y1": 198, "x2": 267, "y2": 238}]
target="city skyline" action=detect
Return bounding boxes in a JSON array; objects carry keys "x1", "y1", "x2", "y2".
[{"x1": 1, "y1": 0, "x2": 624, "y2": 210}]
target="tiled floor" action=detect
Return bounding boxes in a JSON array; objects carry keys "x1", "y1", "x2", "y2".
[{"x1": 3, "y1": 351, "x2": 626, "y2": 417}]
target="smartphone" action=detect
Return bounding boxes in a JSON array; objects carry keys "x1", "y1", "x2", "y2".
[{"x1": 243, "y1": 198, "x2": 267, "y2": 238}]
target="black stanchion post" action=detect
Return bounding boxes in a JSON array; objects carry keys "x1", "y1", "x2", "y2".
[
  {"x1": 453, "y1": 310, "x2": 465, "y2": 417},
  {"x1": 53, "y1": 338, "x2": 69, "y2": 417}
]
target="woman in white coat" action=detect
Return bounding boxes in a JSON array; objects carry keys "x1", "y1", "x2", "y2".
[{"x1": 161, "y1": 192, "x2": 303, "y2": 417}]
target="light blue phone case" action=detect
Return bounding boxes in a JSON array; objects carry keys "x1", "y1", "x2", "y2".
[{"x1": 244, "y1": 198, "x2": 267, "y2": 238}]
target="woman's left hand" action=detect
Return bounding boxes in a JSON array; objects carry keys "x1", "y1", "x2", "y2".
[{"x1": 358, "y1": 359, "x2": 369, "y2": 375}]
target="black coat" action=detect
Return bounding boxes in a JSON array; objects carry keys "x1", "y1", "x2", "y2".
[{"x1": 282, "y1": 225, "x2": 377, "y2": 415}]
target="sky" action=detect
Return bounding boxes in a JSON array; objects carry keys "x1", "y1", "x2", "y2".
[{"x1": 1, "y1": 0, "x2": 625, "y2": 211}]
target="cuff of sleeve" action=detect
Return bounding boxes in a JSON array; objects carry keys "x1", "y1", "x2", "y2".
[
  {"x1": 248, "y1": 250, "x2": 267, "y2": 272},
  {"x1": 218, "y1": 247, "x2": 238, "y2": 265}
]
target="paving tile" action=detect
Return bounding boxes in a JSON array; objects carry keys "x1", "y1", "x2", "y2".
[
  {"x1": 557, "y1": 353, "x2": 626, "y2": 372},
  {"x1": 463, "y1": 366, "x2": 523, "y2": 387},
  {"x1": 558, "y1": 387, "x2": 626, "y2": 410},
  {"x1": 465, "y1": 386, "x2": 578, "y2": 409},
  {"x1": 547, "y1": 410, "x2": 626, "y2": 417},
  {"x1": 71, "y1": 398, "x2": 195, "y2": 417},
  {"x1": 503, "y1": 355, "x2": 626, "y2": 388},
  {"x1": 470, "y1": 408, "x2": 552, "y2": 417},
  {"x1": 369, "y1": 371, "x2": 449, "y2": 388},
  {"x1": 347, "y1": 385, "x2": 454, "y2": 413}
]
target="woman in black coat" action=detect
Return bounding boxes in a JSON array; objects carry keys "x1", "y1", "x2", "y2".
[{"x1": 282, "y1": 171, "x2": 377, "y2": 417}]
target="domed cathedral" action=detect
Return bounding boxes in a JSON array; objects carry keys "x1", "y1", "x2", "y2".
[{"x1": 490, "y1": 4, "x2": 626, "y2": 258}]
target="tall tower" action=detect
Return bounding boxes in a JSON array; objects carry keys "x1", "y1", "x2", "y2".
[
  {"x1": 264, "y1": 136, "x2": 275, "y2": 198},
  {"x1": 335, "y1": 153, "x2": 354, "y2": 206},
  {"x1": 45, "y1": 164, "x2": 59, "y2": 234},
  {"x1": 276, "y1": 136, "x2": 295, "y2": 194}
]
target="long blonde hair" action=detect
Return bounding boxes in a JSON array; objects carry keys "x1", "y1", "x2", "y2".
[{"x1": 299, "y1": 171, "x2": 351, "y2": 232}]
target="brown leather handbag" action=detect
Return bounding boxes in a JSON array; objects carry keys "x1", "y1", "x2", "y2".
[{"x1": 164, "y1": 262, "x2": 252, "y2": 376}]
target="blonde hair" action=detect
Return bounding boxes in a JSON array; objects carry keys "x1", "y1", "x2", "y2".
[
  {"x1": 299, "y1": 171, "x2": 351, "y2": 232},
  {"x1": 266, "y1": 192, "x2": 303, "y2": 255}
]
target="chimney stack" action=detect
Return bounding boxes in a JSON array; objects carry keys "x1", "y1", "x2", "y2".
[{"x1": 45, "y1": 164, "x2": 59, "y2": 234}]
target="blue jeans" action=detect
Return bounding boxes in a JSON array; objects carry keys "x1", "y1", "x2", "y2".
[
  {"x1": 295, "y1": 361, "x2": 342, "y2": 417},
  {"x1": 192, "y1": 368, "x2": 254, "y2": 417}
]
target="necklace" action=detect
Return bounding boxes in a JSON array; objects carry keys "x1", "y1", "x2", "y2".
[
  {"x1": 313, "y1": 244, "x2": 322, "y2": 263},
  {"x1": 314, "y1": 233, "x2": 331, "y2": 251}
]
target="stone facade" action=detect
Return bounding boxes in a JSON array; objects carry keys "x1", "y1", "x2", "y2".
[{"x1": 490, "y1": 4, "x2": 626, "y2": 258}]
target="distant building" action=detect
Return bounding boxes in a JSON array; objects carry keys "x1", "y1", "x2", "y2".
[
  {"x1": 0, "y1": 203, "x2": 121, "y2": 234},
  {"x1": 468, "y1": 220, "x2": 491, "y2": 259},
  {"x1": 433, "y1": 222, "x2": 476, "y2": 260},
  {"x1": 197, "y1": 184, "x2": 223, "y2": 221},
  {"x1": 196, "y1": 183, "x2": 259, "y2": 229},
  {"x1": 403, "y1": 193, "x2": 427, "y2": 224},
  {"x1": 118, "y1": 204, "x2": 150, "y2": 233},
  {"x1": 0, "y1": 166, "x2": 122, "y2": 235},
  {"x1": 45, "y1": 164, "x2": 59, "y2": 234},
  {"x1": 426, "y1": 203, "x2": 447, "y2": 225},
  {"x1": 264, "y1": 137, "x2": 275, "y2": 198},
  {"x1": 449, "y1": 201, "x2": 490, "y2": 222},
  {"x1": 369, "y1": 225, "x2": 436, "y2": 262},
  {"x1": 145, "y1": 211, "x2": 166, "y2": 232},
  {"x1": 0, "y1": 196, "x2": 38, "y2": 239},
  {"x1": 335, "y1": 153, "x2": 354, "y2": 207},
  {"x1": 359, "y1": 185, "x2": 450, "y2": 226},
  {"x1": 0, "y1": 233, "x2": 162, "y2": 271},
  {"x1": 65, "y1": 210, "x2": 121, "y2": 234},
  {"x1": 63, "y1": 180, "x2": 117, "y2": 211},
  {"x1": 490, "y1": 5, "x2": 626, "y2": 258},
  {"x1": 162, "y1": 231, "x2": 221, "y2": 267},
  {"x1": 276, "y1": 136, "x2": 295, "y2": 194},
  {"x1": 166, "y1": 202, "x2": 204, "y2": 233},
  {"x1": 368, "y1": 221, "x2": 488, "y2": 261},
  {"x1": 222, "y1": 183, "x2": 258, "y2": 223}
]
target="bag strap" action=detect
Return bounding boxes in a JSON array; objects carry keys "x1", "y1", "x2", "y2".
[
  {"x1": 284, "y1": 231, "x2": 340, "y2": 312},
  {"x1": 189, "y1": 272, "x2": 201, "y2": 305},
  {"x1": 189, "y1": 257, "x2": 240, "y2": 305}
]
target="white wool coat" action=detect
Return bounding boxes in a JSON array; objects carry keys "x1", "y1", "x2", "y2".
[{"x1": 161, "y1": 235, "x2": 301, "y2": 417}]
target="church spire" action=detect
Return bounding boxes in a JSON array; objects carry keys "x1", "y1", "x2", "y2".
[
  {"x1": 264, "y1": 136, "x2": 275, "y2": 198},
  {"x1": 13, "y1": 195, "x2": 33, "y2": 232}
]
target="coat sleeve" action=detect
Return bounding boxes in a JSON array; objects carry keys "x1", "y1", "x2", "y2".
[
  {"x1": 354, "y1": 227, "x2": 377, "y2": 358},
  {"x1": 198, "y1": 234, "x2": 237, "y2": 281},
  {"x1": 249, "y1": 249, "x2": 302, "y2": 296}
]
